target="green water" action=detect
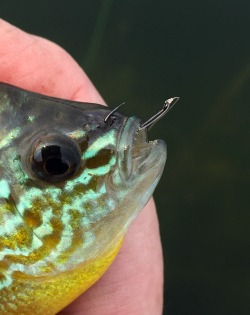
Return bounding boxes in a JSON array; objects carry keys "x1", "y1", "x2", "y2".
[{"x1": 2, "y1": 1, "x2": 250, "y2": 314}]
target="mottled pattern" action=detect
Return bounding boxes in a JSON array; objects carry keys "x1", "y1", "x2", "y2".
[{"x1": 0, "y1": 83, "x2": 166, "y2": 314}]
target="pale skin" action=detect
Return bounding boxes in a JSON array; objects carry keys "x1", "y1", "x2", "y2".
[{"x1": 0, "y1": 19, "x2": 163, "y2": 315}]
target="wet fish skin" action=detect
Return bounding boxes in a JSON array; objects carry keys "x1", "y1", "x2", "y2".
[{"x1": 0, "y1": 82, "x2": 166, "y2": 314}]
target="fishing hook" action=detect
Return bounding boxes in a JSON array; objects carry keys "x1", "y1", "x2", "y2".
[
  {"x1": 138, "y1": 97, "x2": 180, "y2": 131},
  {"x1": 104, "y1": 102, "x2": 125, "y2": 123}
]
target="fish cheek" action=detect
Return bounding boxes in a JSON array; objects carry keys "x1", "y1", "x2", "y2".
[
  {"x1": 85, "y1": 148, "x2": 114, "y2": 169},
  {"x1": 0, "y1": 198, "x2": 33, "y2": 254}
]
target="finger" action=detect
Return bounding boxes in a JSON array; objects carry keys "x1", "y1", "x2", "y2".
[
  {"x1": 0, "y1": 18, "x2": 103, "y2": 103},
  {"x1": 0, "y1": 19, "x2": 164, "y2": 315}
]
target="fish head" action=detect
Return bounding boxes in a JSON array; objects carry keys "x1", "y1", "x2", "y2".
[{"x1": 0, "y1": 83, "x2": 166, "y2": 278}]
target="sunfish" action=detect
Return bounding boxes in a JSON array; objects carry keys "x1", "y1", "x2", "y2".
[{"x1": 0, "y1": 82, "x2": 178, "y2": 314}]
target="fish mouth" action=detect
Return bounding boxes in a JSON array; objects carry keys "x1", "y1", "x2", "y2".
[{"x1": 117, "y1": 117, "x2": 167, "y2": 183}]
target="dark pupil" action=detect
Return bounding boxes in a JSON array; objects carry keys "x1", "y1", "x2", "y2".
[
  {"x1": 42, "y1": 145, "x2": 69, "y2": 175},
  {"x1": 44, "y1": 156, "x2": 69, "y2": 175}
]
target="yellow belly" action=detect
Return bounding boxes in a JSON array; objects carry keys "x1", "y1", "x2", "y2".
[{"x1": 0, "y1": 238, "x2": 123, "y2": 315}]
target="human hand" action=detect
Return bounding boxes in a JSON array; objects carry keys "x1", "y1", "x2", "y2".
[{"x1": 0, "y1": 19, "x2": 163, "y2": 315}]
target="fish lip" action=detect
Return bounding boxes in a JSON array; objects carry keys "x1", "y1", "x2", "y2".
[
  {"x1": 116, "y1": 117, "x2": 141, "y2": 178},
  {"x1": 117, "y1": 117, "x2": 166, "y2": 180}
]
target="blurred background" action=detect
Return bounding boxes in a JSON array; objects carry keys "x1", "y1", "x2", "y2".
[{"x1": 1, "y1": 1, "x2": 249, "y2": 314}]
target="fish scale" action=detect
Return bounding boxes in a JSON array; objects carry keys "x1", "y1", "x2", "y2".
[{"x1": 0, "y1": 82, "x2": 174, "y2": 314}]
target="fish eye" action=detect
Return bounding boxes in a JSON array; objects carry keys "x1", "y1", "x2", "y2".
[{"x1": 28, "y1": 134, "x2": 81, "y2": 183}]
